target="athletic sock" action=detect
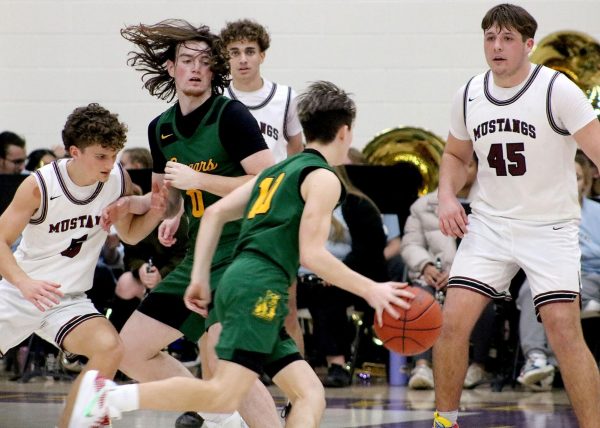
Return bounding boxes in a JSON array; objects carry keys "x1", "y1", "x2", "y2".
[
  {"x1": 200, "y1": 412, "x2": 238, "y2": 423},
  {"x1": 437, "y1": 410, "x2": 458, "y2": 425},
  {"x1": 107, "y1": 384, "x2": 140, "y2": 412}
]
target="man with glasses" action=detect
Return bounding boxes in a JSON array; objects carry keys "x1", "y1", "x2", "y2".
[{"x1": 0, "y1": 131, "x2": 27, "y2": 175}]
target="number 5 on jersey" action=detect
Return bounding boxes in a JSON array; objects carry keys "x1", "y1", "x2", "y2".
[{"x1": 248, "y1": 173, "x2": 285, "y2": 218}]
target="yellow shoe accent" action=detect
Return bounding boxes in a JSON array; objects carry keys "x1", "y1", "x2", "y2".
[{"x1": 433, "y1": 411, "x2": 459, "y2": 428}]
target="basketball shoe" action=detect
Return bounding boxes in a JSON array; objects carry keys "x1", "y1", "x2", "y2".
[
  {"x1": 408, "y1": 365, "x2": 434, "y2": 390},
  {"x1": 517, "y1": 353, "x2": 555, "y2": 391},
  {"x1": 69, "y1": 370, "x2": 121, "y2": 428},
  {"x1": 432, "y1": 411, "x2": 459, "y2": 427}
]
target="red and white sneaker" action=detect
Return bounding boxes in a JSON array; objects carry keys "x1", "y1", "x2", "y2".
[{"x1": 69, "y1": 370, "x2": 119, "y2": 428}]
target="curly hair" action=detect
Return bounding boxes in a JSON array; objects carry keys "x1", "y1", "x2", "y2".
[
  {"x1": 62, "y1": 103, "x2": 127, "y2": 152},
  {"x1": 297, "y1": 81, "x2": 356, "y2": 143},
  {"x1": 220, "y1": 19, "x2": 271, "y2": 52},
  {"x1": 120, "y1": 19, "x2": 230, "y2": 101},
  {"x1": 481, "y1": 4, "x2": 537, "y2": 40}
]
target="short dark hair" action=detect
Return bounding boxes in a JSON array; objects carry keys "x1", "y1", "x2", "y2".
[
  {"x1": 297, "y1": 81, "x2": 356, "y2": 143},
  {"x1": 25, "y1": 149, "x2": 57, "y2": 171},
  {"x1": 0, "y1": 131, "x2": 26, "y2": 158},
  {"x1": 122, "y1": 147, "x2": 153, "y2": 169},
  {"x1": 481, "y1": 3, "x2": 537, "y2": 40},
  {"x1": 220, "y1": 19, "x2": 271, "y2": 52},
  {"x1": 121, "y1": 19, "x2": 230, "y2": 101},
  {"x1": 62, "y1": 103, "x2": 127, "y2": 152}
]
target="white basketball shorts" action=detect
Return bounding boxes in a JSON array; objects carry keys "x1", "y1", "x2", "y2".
[{"x1": 449, "y1": 211, "x2": 580, "y2": 316}]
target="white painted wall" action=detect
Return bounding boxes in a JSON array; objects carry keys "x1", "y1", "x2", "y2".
[{"x1": 1, "y1": 0, "x2": 598, "y2": 152}]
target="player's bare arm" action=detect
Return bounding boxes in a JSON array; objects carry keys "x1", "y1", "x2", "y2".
[
  {"x1": 574, "y1": 119, "x2": 600, "y2": 171},
  {"x1": 185, "y1": 176, "x2": 258, "y2": 315},
  {"x1": 0, "y1": 176, "x2": 63, "y2": 311},
  {"x1": 164, "y1": 148, "x2": 274, "y2": 197},
  {"x1": 438, "y1": 133, "x2": 474, "y2": 238},
  {"x1": 112, "y1": 178, "x2": 169, "y2": 245},
  {"x1": 286, "y1": 133, "x2": 304, "y2": 157},
  {"x1": 298, "y1": 168, "x2": 414, "y2": 326}
]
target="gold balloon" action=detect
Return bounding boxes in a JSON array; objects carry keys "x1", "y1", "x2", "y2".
[
  {"x1": 530, "y1": 31, "x2": 600, "y2": 119},
  {"x1": 362, "y1": 127, "x2": 445, "y2": 196}
]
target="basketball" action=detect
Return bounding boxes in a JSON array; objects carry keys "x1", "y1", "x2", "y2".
[{"x1": 374, "y1": 286, "x2": 443, "y2": 356}]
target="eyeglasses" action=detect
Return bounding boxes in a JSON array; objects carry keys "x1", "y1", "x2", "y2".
[{"x1": 2, "y1": 157, "x2": 26, "y2": 166}]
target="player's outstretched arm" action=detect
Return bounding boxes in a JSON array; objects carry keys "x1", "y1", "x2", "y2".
[
  {"x1": 185, "y1": 176, "x2": 258, "y2": 315},
  {"x1": 298, "y1": 168, "x2": 414, "y2": 326},
  {"x1": 112, "y1": 173, "x2": 169, "y2": 245},
  {"x1": 0, "y1": 176, "x2": 63, "y2": 311}
]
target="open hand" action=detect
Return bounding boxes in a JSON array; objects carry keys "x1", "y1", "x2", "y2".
[
  {"x1": 365, "y1": 282, "x2": 415, "y2": 327},
  {"x1": 437, "y1": 193, "x2": 468, "y2": 238},
  {"x1": 16, "y1": 278, "x2": 63, "y2": 312}
]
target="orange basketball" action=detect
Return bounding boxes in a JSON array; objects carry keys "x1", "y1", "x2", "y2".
[{"x1": 374, "y1": 286, "x2": 443, "y2": 356}]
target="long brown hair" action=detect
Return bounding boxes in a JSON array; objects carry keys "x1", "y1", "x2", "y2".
[{"x1": 121, "y1": 19, "x2": 230, "y2": 101}]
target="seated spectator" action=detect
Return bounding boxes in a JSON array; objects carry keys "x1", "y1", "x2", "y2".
[
  {"x1": 345, "y1": 147, "x2": 404, "y2": 280},
  {"x1": 24, "y1": 149, "x2": 57, "y2": 172},
  {"x1": 0, "y1": 131, "x2": 27, "y2": 175},
  {"x1": 382, "y1": 213, "x2": 404, "y2": 281},
  {"x1": 298, "y1": 165, "x2": 388, "y2": 387},
  {"x1": 516, "y1": 152, "x2": 600, "y2": 391},
  {"x1": 115, "y1": 148, "x2": 188, "y2": 303},
  {"x1": 401, "y1": 155, "x2": 494, "y2": 389},
  {"x1": 516, "y1": 279, "x2": 556, "y2": 391},
  {"x1": 116, "y1": 217, "x2": 188, "y2": 301},
  {"x1": 578, "y1": 152, "x2": 600, "y2": 316}
]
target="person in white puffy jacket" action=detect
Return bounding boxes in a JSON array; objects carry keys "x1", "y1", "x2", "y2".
[{"x1": 401, "y1": 156, "x2": 489, "y2": 390}]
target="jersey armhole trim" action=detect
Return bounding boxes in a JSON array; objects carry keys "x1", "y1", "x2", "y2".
[
  {"x1": 463, "y1": 76, "x2": 475, "y2": 126},
  {"x1": 283, "y1": 86, "x2": 292, "y2": 141},
  {"x1": 546, "y1": 71, "x2": 570, "y2": 136},
  {"x1": 30, "y1": 170, "x2": 48, "y2": 224}
]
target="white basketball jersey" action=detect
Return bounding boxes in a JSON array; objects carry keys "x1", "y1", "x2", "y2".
[
  {"x1": 462, "y1": 64, "x2": 594, "y2": 221},
  {"x1": 12, "y1": 159, "x2": 124, "y2": 295},
  {"x1": 226, "y1": 80, "x2": 298, "y2": 162}
]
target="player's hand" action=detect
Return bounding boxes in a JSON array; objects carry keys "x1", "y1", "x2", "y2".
[
  {"x1": 164, "y1": 161, "x2": 199, "y2": 191},
  {"x1": 422, "y1": 265, "x2": 449, "y2": 289},
  {"x1": 149, "y1": 182, "x2": 168, "y2": 217},
  {"x1": 158, "y1": 215, "x2": 181, "y2": 247},
  {"x1": 184, "y1": 280, "x2": 211, "y2": 317},
  {"x1": 366, "y1": 282, "x2": 414, "y2": 327},
  {"x1": 433, "y1": 271, "x2": 449, "y2": 289},
  {"x1": 15, "y1": 278, "x2": 63, "y2": 312},
  {"x1": 437, "y1": 193, "x2": 468, "y2": 238},
  {"x1": 100, "y1": 196, "x2": 131, "y2": 231},
  {"x1": 139, "y1": 265, "x2": 161, "y2": 289}
]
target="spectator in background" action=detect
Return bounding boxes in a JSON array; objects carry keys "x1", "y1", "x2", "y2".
[
  {"x1": 115, "y1": 148, "x2": 188, "y2": 302},
  {"x1": 25, "y1": 149, "x2": 57, "y2": 173},
  {"x1": 345, "y1": 147, "x2": 405, "y2": 280},
  {"x1": 516, "y1": 151, "x2": 600, "y2": 391},
  {"x1": 120, "y1": 147, "x2": 153, "y2": 173},
  {"x1": 401, "y1": 155, "x2": 494, "y2": 389},
  {"x1": 0, "y1": 131, "x2": 27, "y2": 175},
  {"x1": 298, "y1": 165, "x2": 389, "y2": 387}
]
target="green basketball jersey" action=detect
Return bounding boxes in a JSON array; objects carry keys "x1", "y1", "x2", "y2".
[
  {"x1": 235, "y1": 149, "x2": 337, "y2": 283},
  {"x1": 155, "y1": 96, "x2": 245, "y2": 267}
]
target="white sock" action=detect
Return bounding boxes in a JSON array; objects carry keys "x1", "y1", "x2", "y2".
[
  {"x1": 437, "y1": 410, "x2": 458, "y2": 425},
  {"x1": 200, "y1": 412, "x2": 238, "y2": 423},
  {"x1": 107, "y1": 384, "x2": 140, "y2": 412}
]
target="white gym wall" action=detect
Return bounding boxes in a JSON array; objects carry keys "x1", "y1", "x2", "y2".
[{"x1": 1, "y1": 0, "x2": 598, "y2": 151}]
